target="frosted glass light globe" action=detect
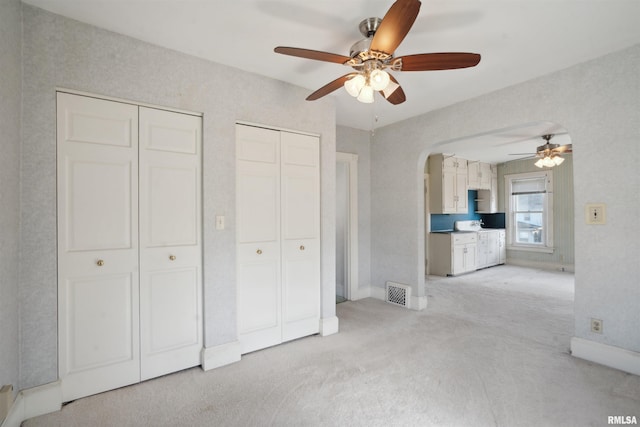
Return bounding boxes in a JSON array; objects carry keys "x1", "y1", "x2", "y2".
[
  {"x1": 357, "y1": 85, "x2": 375, "y2": 103},
  {"x1": 369, "y1": 69, "x2": 390, "y2": 91},
  {"x1": 344, "y1": 74, "x2": 366, "y2": 97}
]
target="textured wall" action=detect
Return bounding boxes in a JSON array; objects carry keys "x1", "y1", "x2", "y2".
[
  {"x1": 21, "y1": 5, "x2": 336, "y2": 389},
  {"x1": 0, "y1": 0, "x2": 22, "y2": 397},
  {"x1": 336, "y1": 126, "x2": 372, "y2": 294},
  {"x1": 498, "y1": 156, "x2": 575, "y2": 269},
  {"x1": 371, "y1": 44, "x2": 640, "y2": 353}
]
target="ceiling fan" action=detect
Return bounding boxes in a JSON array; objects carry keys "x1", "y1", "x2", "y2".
[
  {"x1": 273, "y1": 0, "x2": 481, "y2": 104},
  {"x1": 511, "y1": 134, "x2": 573, "y2": 168}
]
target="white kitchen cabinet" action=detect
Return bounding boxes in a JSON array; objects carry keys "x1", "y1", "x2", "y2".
[
  {"x1": 429, "y1": 232, "x2": 477, "y2": 276},
  {"x1": 477, "y1": 229, "x2": 506, "y2": 269},
  {"x1": 429, "y1": 154, "x2": 468, "y2": 214},
  {"x1": 468, "y1": 161, "x2": 480, "y2": 189},
  {"x1": 477, "y1": 232, "x2": 489, "y2": 268},
  {"x1": 498, "y1": 229, "x2": 506, "y2": 264},
  {"x1": 468, "y1": 161, "x2": 492, "y2": 190},
  {"x1": 476, "y1": 164, "x2": 498, "y2": 213}
]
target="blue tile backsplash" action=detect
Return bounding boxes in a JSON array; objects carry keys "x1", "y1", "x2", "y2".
[{"x1": 430, "y1": 190, "x2": 505, "y2": 231}]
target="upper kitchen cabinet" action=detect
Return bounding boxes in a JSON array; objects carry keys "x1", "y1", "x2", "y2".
[
  {"x1": 476, "y1": 164, "x2": 499, "y2": 213},
  {"x1": 429, "y1": 154, "x2": 468, "y2": 214},
  {"x1": 468, "y1": 161, "x2": 492, "y2": 190}
]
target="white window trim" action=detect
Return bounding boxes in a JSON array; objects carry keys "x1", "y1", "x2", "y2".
[{"x1": 504, "y1": 170, "x2": 554, "y2": 254}]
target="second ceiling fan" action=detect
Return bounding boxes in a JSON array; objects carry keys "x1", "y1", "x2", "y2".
[{"x1": 274, "y1": 0, "x2": 481, "y2": 105}]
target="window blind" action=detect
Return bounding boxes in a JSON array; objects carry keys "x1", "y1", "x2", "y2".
[{"x1": 511, "y1": 176, "x2": 546, "y2": 195}]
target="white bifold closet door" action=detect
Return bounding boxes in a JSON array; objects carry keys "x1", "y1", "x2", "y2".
[
  {"x1": 138, "y1": 106, "x2": 203, "y2": 381},
  {"x1": 236, "y1": 124, "x2": 320, "y2": 354},
  {"x1": 57, "y1": 93, "x2": 202, "y2": 402}
]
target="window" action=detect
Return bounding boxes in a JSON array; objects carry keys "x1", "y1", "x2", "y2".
[{"x1": 505, "y1": 171, "x2": 554, "y2": 253}]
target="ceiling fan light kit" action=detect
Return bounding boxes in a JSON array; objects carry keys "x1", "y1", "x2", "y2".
[
  {"x1": 344, "y1": 60, "x2": 394, "y2": 102},
  {"x1": 273, "y1": 0, "x2": 481, "y2": 105},
  {"x1": 535, "y1": 154, "x2": 565, "y2": 168},
  {"x1": 533, "y1": 134, "x2": 571, "y2": 168}
]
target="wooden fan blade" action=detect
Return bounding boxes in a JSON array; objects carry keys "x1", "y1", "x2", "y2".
[
  {"x1": 274, "y1": 47, "x2": 351, "y2": 64},
  {"x1": 552, "y1": 144, "x2": 572, "y2": 153},
  {"x1": 379, "y1": 74, "x2": 406, "y2": 105},
  {"x1": 306, "y1": 74, "x2": 356, "y2": 101},
  {"x1": 370, "y1": 0, "x2": 421, "y2": 56},
  {"x1": 396, "y1": 52, "x2": 481, "y2": 71}
]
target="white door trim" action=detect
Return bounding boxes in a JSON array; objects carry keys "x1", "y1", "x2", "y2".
[
  {"x1": 336, "y1": 152, "x2": 359, "y2": 301},
  {"x1": 56, "y1": 87, "x2": 203, "y2": 117}
]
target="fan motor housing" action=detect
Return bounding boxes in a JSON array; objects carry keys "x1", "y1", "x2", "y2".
[
  {"x1": 350, "y1": 17, "x2": 382, "y2": 58},
  {"x1": 359, "y1": 17, "x2": 382, "y2": 37}
]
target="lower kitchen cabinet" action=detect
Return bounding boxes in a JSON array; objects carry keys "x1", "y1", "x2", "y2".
[
  {"x1": 429, "y1": 229, "x2": 505, "y2": 276},
  {"x1": 429, "y1": 232, "x2": 478, "y2": 276},
  {"x1": 478, "y1": 229, "x2": 506, "y2": 269},
  {"x1": 498, "y1": 229, "x2": 506, "y2": 264}
]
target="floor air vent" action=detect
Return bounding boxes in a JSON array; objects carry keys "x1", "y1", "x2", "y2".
[{"x1": 385, "y1": 281, "x2": 411, "y2": 308}]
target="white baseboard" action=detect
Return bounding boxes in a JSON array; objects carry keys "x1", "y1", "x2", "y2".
[
  {"x1": 571, "y1": 337, "x2": 640, "y2": 376},
  {"x1": 351, "y1": 286, "x2": 371, "y2": 300},
  {"x1": 371, "y1": 286, "x2": 426, "y2": 311},
  {"x1": 410, "y1": 295, "x2": 428, "y2": 311},
  {"x1": 506, "y1": 258, "x2": 575, "y2": 273},
  {"x1": 319, "y1": 316, "x2": 339, "y2": 336},
  {"x1": 1, "y1": 381, "x2": 61, "y2": 427},
  {"x1": 201, "y1": 341, "x2": 241, "y2": 371},
  {"x1": 371, "y1": 286, "x2": 385, "y2": 301}
]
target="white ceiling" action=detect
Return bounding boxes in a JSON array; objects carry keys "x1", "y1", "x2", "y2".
[{"x1": 23, "y1": 0, "x2": 640, "y2": 162}]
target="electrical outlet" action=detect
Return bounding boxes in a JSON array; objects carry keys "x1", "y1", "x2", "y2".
[{"x1": 590, "y1": 318, "x2": 603, "y2": 334}]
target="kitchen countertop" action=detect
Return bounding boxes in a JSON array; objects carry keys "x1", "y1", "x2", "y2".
[{"x1": 431, "y1": 228, "x2": 504, "y2": 234}]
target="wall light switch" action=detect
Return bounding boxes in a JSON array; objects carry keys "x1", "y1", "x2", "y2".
[
  {"x1": 215, "y1": 215, "x2": 225, "y2": 230},
  {"x1": 585, "y1": 204, "x2": 606, "y2": 225}
]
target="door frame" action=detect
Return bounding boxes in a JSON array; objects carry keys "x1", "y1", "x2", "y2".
[{"x1": 336, "y1": 152, "x2": 358, "y2": 301}]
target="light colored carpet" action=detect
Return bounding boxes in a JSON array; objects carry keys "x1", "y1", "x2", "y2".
[{"x1": 24, "y1": 265, "x2": 639, "y2": 426}]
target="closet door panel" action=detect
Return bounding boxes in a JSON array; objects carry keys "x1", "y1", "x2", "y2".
[
  {"x1": 237, "y1": 125, "x2": 279, "y2": 163},
  {"x1": 144, "y1": 268, "x2": 200, "y2": 350},
  {"x1": 281, "y1": 173, "x2": 318, "y2": 240},
  {"x1": 139, "y1": 107, "x2": 203, "y2": 381},
  {"x1": 146, "y1": 165, "x2": 198, "y2": 246},
  {"x1": 281, "y1": 239, "x2": 320, "y2": 341},
  {"x1": 237, "y1": 162, "x2": 280, "y2": 244},
  {"x1": 280, "y1": 132, "x2": 320, "y2": 341},
  {"x1": 64, "y1": 154, "x2": 133, "y2": 250},
  {"x1": 237, "y1": 242, "x2": 281, "y2": 353},
  {"x1": 65, "y1": 274, "x2": 135, "y2": 370},
  {"x1": 57, "y1": 93, "x2": 140, "y2": 402},
  {"x1": 236, "y1": 125, "x2": 282, "y2": 353}
]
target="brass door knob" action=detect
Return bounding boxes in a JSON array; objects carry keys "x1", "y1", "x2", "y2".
[
  {"x1": 299, "y1": 245, "x2": 305, "y2": 251},
  {"x1": 169, "y1": 255, "x2": 176, "y2": 261},
  {"x1": 257, "y1": 249, "x2": 262, "y2": 255},
  {"x1": 96, "y1": 259, "x2": 104, "y2": 266}
]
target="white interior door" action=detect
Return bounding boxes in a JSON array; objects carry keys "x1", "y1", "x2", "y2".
[
  {"x1": 57, "y1": 93, "x2": 140, "y2": 401},
  {"x1": 280, "y1": 132, "x2": 320, "y2": 342},
  {"x1": 139, "y1": 107, "x2": 203, "y2": 381},
  {"x1": 236, "y1": 125, "x2": 282, "y2": 354}
]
